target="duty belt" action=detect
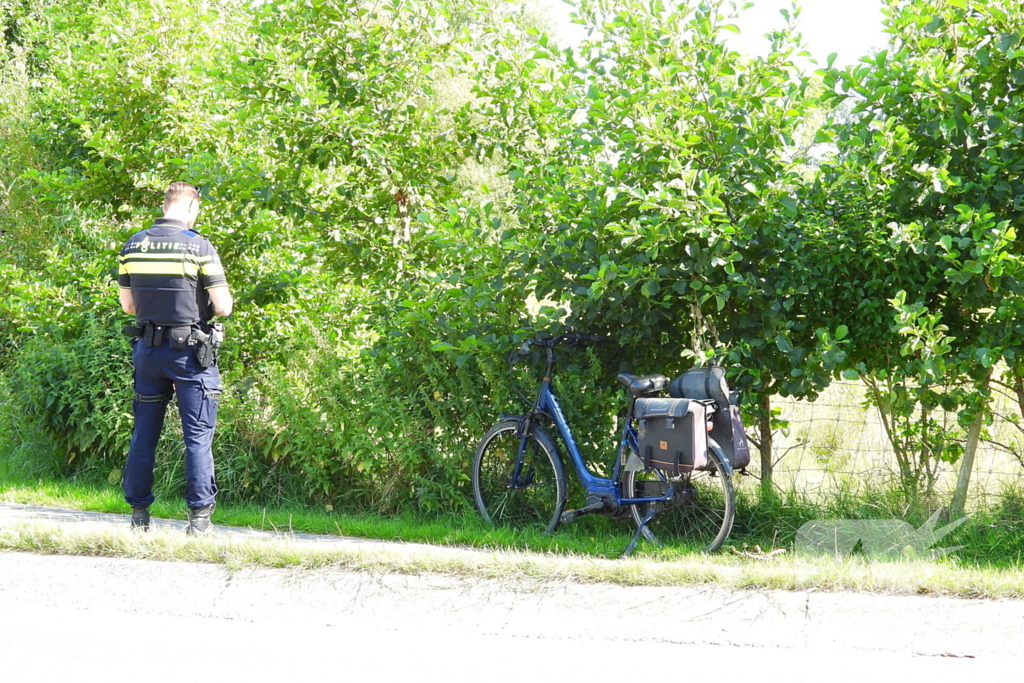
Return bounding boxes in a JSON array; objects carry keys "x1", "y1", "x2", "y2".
[
  {"x1": 123, "y1": 322, "x2": 195, "y2": 349},
  {"x1": 123, "y1": 321, "x2": 223, "y2": 367}
]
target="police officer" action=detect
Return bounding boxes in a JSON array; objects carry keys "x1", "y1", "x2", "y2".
[{"x1": 117, "y1": 182, "x2": 233, "y2": 534}]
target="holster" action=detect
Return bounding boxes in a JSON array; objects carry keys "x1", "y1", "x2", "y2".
[{"x1": 190, "y1": 327, "x2": 218, "y2": 368}]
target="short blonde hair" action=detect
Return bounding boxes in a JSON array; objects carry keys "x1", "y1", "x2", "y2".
[{"x1": 163, "y1": 182, "x2": 200, "y2": 213}]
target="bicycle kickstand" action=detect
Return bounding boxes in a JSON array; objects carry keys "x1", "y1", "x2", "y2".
[{"x1": 623, "y1": 506, "x2": 657, "y2": 557}]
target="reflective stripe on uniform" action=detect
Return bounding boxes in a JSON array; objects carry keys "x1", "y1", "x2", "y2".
[
  {"x1": 200, "y1": 262, "x2": 225, "y2": 277},
  {"x1": 118, "y1": 218, "x2": 229, "y2": 325},
  {"x1": 120, "y1": 260, "x2": 200, "y2": 277}
]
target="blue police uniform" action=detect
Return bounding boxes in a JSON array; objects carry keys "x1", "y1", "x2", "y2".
[{"x1": 118, "y1": 216, "x2": 229, "y2": 511}]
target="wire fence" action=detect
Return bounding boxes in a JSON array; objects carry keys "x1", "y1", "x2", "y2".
[{"x1": 755, "y1": 380, "x2": 1024, "y2": 509}]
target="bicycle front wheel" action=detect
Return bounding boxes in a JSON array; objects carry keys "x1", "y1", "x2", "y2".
[
  {"x1": 472, "y1": 420, "x2": 567, "y2": 534},
  {"x1": 621, "y1": 438, "x2": 735, "y2": 552}
]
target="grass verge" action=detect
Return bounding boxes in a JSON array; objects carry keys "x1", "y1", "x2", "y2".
[
  {"x1": 2, "y1": 475, "x2": 1023, "y2": 596},
  {"x1": 0, "y1": 477, "x2": 648, "y2": 556},
  {"x1": 2, "y1": 521, "x2": 1024, "y2": 598}
]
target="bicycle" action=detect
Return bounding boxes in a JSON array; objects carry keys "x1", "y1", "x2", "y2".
[{"x1": 472, "y1": 332, "x2": 745, "y2": 555}]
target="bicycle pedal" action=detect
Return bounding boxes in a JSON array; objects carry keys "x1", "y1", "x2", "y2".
[{"x1": 561, "y1": 500, "x2": 606, "y2": 524}]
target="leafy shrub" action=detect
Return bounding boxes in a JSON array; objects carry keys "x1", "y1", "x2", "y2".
[{"x1": 0, "y1": 315, "x2": 133, "y2": 477}]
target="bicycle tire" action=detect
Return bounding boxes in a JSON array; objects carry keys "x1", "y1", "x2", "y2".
[
  {"x1": 472, "y1": 420, "x2": 567, "y2": 534},
  {"x1": 621, "y1": 438, "x2": 735, "y2": 552}
]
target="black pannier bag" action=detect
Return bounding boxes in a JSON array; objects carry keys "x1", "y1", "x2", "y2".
[
  {"x1": 668, "y1": 367, "x2": 751, "y2": 470},
  {"x1": 633, "y1": 397, "x2": 713, "y2": 474}
]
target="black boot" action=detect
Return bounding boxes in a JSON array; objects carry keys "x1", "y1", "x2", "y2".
[
  {"x1": 130, "y1": 506, "x2": 150, "y2": 532},
  {"x1": 186, "y1": 502, "x2": 216, "y2": 536}
]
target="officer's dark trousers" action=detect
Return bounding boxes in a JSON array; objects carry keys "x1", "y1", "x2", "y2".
[{"x1": 123, "y1": 338, "x2": 222, "y2": 509}]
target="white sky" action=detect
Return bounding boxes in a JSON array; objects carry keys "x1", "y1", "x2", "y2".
[
  {"x1": 543, "y1": 0, "x2": 888, "y2": 68},
  {"x1": 732, "y1": 0, "x2": 887, "y2": 67}
]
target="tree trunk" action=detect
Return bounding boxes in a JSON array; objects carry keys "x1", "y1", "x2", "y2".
[
  {"x1": 758, "y1": 393, "x2": 774, "y2": 500},
  {"x1": 864, "y1": 375, "x2": 913, "y2": 496},
  {"x1": 950, "y1": 372, "x2": 992, "y2": 518},
  {"x1": 1014, "y1": 368, "x2": 1024, "y2": 421}
]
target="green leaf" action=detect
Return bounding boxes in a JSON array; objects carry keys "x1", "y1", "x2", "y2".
[
  {"x1": 997, "y1": 33, "x2": 1021, "y2": 54},
  {"x1": 641, "y1": 280, "x2": 660, "y2": 298}
]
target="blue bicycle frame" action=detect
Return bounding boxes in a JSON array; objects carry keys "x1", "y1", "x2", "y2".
[{"x1": 513, "y1": 343, "x2": 680, "y2": 513}]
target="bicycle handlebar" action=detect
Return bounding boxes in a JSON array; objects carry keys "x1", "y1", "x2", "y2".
[{"x1": 518, "y1": 332, "x2": 607, "y2": 355}]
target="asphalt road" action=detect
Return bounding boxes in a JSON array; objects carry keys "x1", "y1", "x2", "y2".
[
  {"x1": 1, "y1": 503, "x2": 1023, "y2": 682},
  {"x1": 0, "y1": 596, "x2": 1008, "y2": 682},
  {"x1": 1, "y1": 551, "x2": 1022, "y2": 682}
]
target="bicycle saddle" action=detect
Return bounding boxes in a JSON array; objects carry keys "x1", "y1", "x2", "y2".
[{"x1": 616, "y1": 373, "x2": 669, "y2": 397}]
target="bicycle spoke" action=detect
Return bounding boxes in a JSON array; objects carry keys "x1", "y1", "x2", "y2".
[
  {"x1": 623, "y1": 446, "x2": 735, "y2": 552},
  {"x1": 473, "y1": 422, "x2": 566, "y2": 533}
]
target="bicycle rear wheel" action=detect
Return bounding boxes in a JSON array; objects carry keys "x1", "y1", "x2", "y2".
[
  {"x1": 621, "y1": 438, "x2": 735, "y2": 552},
  {"x1": 473, "y1": 420, "x2": 567, "y2": 534}
]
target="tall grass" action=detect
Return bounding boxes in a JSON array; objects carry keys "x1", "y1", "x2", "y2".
[{"x1": 767, "y1": 379, "x2": 1024, "y2": 506}]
